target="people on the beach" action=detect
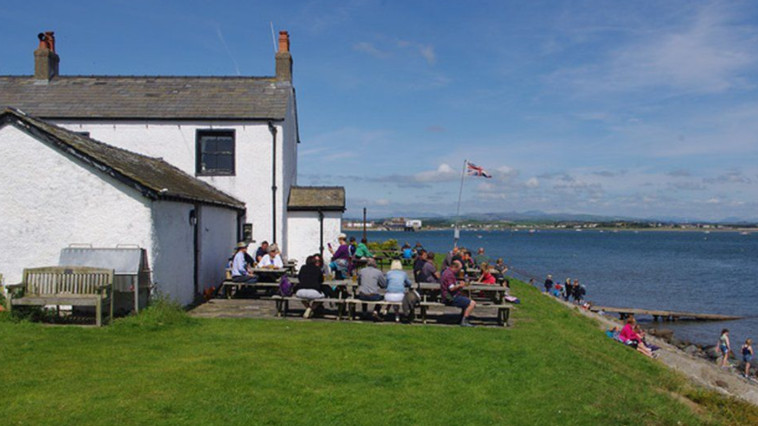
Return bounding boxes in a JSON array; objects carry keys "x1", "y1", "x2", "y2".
[
  {"x1": 619, "y1": 317, "x2": 655, "y2": 358},
  {"x1": 231, "y1": 242, "x2": 257, "y2": 284},
  {"x1": 563, "y1": 278, "x2": 572, "y2": 301},
  {"x1": 296, "y1": 255, "x2": 325, "y2": 318},
  {"x1": 383, "y1": 260, "x2": 413, "y2": 322},
  {"x1": 742, "y1": 338, "x2": 753, "y2": 378},
  {"x1": 573, "y1": 279, "x2": 586, "y2": 304},
  {"x1": 328, "y1": 234, "x2": 351, "y2": 279},
  {"x1": 719, "y1": 329, "x2": 731, "y2": 368},
  {"x1": 356, "y1": 258, "x2": 386, "y2": 320},
  {"x1": 543, "y1": 274, "x2": 554, "y2": 293},
  {"x1": 440, "y1": 260, "x2": 476, "y2": 327}
]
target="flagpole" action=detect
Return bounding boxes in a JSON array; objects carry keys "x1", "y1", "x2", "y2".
[{"x1": 453, "y1": 159, "x2": 467, "y2": 247}]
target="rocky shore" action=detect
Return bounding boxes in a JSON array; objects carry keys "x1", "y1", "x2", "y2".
[{"x1": 646, "y1": 327, "x2": 758, "y2": 378}]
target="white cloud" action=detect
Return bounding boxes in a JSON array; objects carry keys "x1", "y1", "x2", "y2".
[
  {"x1": 353, "y1": 42, "x2": 389, "y2": 58},
  {"x1": 525, "y1": 177, "x2": 540, "y2": 188},
  {"x1": 549, "y1": 3, "x2": 758, "y2": 95},
  {"x1": 418, "y1": 45, "x2": 436, "y2": 65},
  {"x1": 414, "y1": 163, "x2": 458, "y2": 182}
]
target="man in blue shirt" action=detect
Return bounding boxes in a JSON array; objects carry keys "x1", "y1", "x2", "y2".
[{"x1": 232, "y1": 242, "x2": 257, "y2": 283}]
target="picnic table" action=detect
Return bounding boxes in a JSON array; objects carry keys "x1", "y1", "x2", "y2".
[{"x1": 415, "y1": 282, "x2": 509, "y2": 304}]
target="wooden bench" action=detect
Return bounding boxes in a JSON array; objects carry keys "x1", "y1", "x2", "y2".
[
  {"x1": 344, "y1": 299, "x2": 408, "y2": 321},
  {"x1": 418, "y1": 301, "x2": 512, "y2": 326},
  {"x1": 7, "y1": 266, "x2": 114, "y2": 326},
  {"x1": 270, "y1": 295, "x2": 348, "y2": 319}
]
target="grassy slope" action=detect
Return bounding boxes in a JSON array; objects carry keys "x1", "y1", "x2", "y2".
[{"x1": 1, "y1": 281, "x2": 756, "y2": 425}]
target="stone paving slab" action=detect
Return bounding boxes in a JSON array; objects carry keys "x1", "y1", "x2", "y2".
[{"x1": 189, "y1": 298, "x2": 508, "y2": 327}]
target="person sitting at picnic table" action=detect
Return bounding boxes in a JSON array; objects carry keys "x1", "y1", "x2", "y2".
[
  {"x1": 413, "y1": 241, "x2": 424, "y2": 254},
  {"x1": 296, "y1": 255, "x2": 325, "y2": 319},
  {"x1": 478, "y1": 262, "x2": 496, "y2": 284},
  {"x1": 402, "y1": 243, "x2": 413, "y2": 260},
  {"x1": 418, "y1": 251, "x2": 440, "y2": 283},
  {"x1": 255, "y1": 241, "x2": 269, "y2": 263},
  {"x1": 473, "y1": 247, "x2": 488, "y2": 266},
  {"x1": 382, "y1": 260, "x2": 412, "y2": 322},
  {"x1": 348, "y1": 236, "x2": 358, "y2": 257},
  {"x1": 354, "y1": 237, "x2": 373, "y2": 259},
  {"x1": 413, "y1": 249, "x2": 428, "y2": 282},
  {"x1": 258, "y1": 244, "x2": 284, "y2": 268},
  {"x1": 231, "y1": 242, "x2": 257, "y2": 284},
  {"x1": 492, "y1": 258, "x2": 509, "y2": 287},
  {"x1": 357, "y1": 258, "x2": 386, "y2": 320},
  {"x1": 440, "y1": 260, "x2": 476, "y2": 327},
  {"x1": 328, "y1": 234, "x2": 351, "y2": 279},
  {"x1": 460, "y1": 250, "x2": 476, "y2": 271},
  {"x1": 442, "y1": 246, "x2": 461, "y2": 270}
]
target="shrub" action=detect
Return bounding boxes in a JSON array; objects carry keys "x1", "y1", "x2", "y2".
[{"x1": 113, "y1": 292, "x2": 196, "y2": 330}]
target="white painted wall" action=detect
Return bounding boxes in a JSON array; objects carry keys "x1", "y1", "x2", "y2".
[
  {"x1": 197, "y1": 205, "x2": 238, "y2": 292},
  {"x1": 0, "y1": 125, "x2": 240, "y2": 306},
  {"x1": 54, "y1": 119, "x2": 295, "y2": 254},
  {"x1": 149, "y1": 201, "x2": 196, "y2": 305},
  {"x1": 286, "y1": 211, "x2": 342, "y2": 267},
  {"x1": 0, "y1": 125, "x2": 153, "y2": 284}
]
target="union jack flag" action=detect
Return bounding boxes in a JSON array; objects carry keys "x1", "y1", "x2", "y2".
[{"x1": 466, "y1": 161, "x2": 492, "y2": 178}]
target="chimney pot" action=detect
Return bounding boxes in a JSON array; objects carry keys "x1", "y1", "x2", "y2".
[
  {"x1": 278, "y1": 31, "x2": 290, "y2": 53},
  {"x1": 275, "y1": 30, "x2": 293, "y2": 82},
  {"x1": 34, "y1": 30, "x2": 59, "y2": 80}
]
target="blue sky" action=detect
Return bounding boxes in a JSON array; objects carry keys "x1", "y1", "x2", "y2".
[{"x1": 2, "y1": 1, "x2": 758, "y2": 221}]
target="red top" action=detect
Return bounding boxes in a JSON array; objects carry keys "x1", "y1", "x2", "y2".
[{"x1": 480, "y1": 271, "x2": 496, "y2": 284}]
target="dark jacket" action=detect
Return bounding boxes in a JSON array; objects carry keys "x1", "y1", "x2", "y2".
[{"x1": 298, "y1": 264, "x2": 324, "y2": 291}]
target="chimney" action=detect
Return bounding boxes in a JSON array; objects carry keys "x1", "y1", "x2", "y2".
[
  {"x1": 34, "y1": 31, "x2": 59, "y2": 80},
  {"x1": 275, "y1": 31, "x2": 293, "y2": 82}
]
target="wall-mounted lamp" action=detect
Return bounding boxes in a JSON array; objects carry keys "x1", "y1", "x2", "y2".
[{"x1": 189, "y1": 209, "x2": 197, "y2": 226}]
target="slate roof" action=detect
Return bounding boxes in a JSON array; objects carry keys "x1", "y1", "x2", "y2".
[
  {"x1": 0, "y1": 107, "x2": 245, "y2": 211},
  {"x1": 288, "y1": 186, "x2": 345, "y2": 211},
  {"x1": 0, "y1": 76, "x2": 291, "y2": 120}
]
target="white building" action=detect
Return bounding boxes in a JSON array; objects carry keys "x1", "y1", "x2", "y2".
[
  {"x1": 0, "y1": 31, "x2": 345, "y2": 304},
  {"x1": 0, "y1": 108, "x2": 243, "y2": 305}
]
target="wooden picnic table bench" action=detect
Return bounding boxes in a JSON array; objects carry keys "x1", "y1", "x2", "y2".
[{"x1": 6, "y1": 266, "x2": 114, "y2": 326}]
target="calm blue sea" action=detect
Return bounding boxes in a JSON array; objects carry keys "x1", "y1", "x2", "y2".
[{"x1": 347, "y1": 229, "x2": 757, "y2": 346}]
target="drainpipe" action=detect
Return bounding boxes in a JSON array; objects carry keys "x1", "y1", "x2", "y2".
[
  {"x1": 318, "y1": 209, "x2": 324, "y2": 258},
  {"x1": 268, "y1": 122, "x2": 277, "y2": 245}
]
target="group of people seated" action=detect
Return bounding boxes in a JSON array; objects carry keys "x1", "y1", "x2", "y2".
[
  {"x1": 229, "y1": 240, "x2": 285, "y2": 284},
  {"x1": 294, "y1": 256, "x2": 414, "y2": 322},
  {"x1": 606, "y1": 316, "x2": 659, "y2": 358},
  {"x1": 327, "y1": 234, "x2": 373, "y2": 279}
]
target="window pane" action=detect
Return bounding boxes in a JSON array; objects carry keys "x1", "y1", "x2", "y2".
[{"x1": 197, "y1": 130, "x2": 235, "y2": 175}]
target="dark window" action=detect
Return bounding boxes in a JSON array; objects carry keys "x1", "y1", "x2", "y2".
[{"x1": 196, "y1": 130, "x2": 235, "y2": 176}]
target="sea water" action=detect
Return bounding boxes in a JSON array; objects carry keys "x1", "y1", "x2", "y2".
[{"x1": 347, "y1": 229, "x2": 757, "y2": 346}]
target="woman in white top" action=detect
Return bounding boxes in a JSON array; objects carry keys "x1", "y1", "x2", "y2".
[{"x1": 258, "y1": 244, "x2": 284, "y2": 268}]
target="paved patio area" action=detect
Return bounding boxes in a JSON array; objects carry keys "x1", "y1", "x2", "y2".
[{"x1": 189, "y1": 297, "x2": 509, "y2": 327}]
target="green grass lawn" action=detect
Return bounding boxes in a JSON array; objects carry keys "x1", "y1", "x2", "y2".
[{"x1": 1, "y1": 281, "x2": 756, "y2": 425}]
